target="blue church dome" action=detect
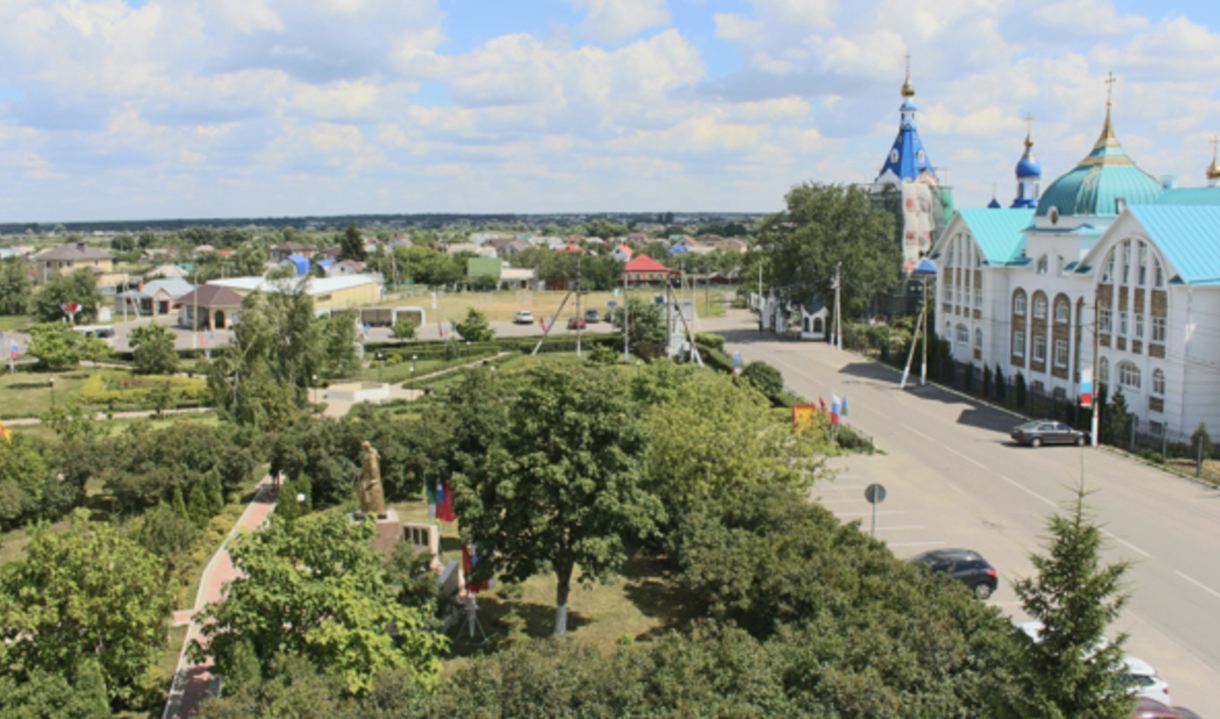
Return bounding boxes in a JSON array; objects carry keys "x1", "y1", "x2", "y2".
[
  {"x1": 1035, "y1": 107, "x2": 1164, "y2": 218},
  {"x1": 1016, "y1": 154, "x2": 1041, "y2": 179},
  {"x1": 988, "y1": 197, "x2": 1002, "y2": 209}
]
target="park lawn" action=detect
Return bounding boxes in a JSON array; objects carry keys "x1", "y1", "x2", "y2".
[
  {"x1": 354, "y1": 352, "x2": 502, "y2": 385},
  {"x1": 391, "y1": 497, "x2": 695, "y2": 665},
  {"x1": 10, "y1": 410, "x2": 223, "y2": 445},
  {"x1": 379, "y1": 288, "x2": 733, "y2": 324},
  {"x1": 0, "y1": 315, "x2": 32, "y2": 333},
  {"x1": 0, "y1": 367, "x2": 95, "y2": 419}
]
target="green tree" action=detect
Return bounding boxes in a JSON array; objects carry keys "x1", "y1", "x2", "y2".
[
  {"x1": 297, "y1": 472, "x2": 313, "y2": 514},
  {"x1": 147, "y1": 382, "x2": 177, "y2": 415},
  {"x1": 610, "y1": 296, "x2": 666, "y2": 350},
  {"x1": 995, "y1": 484, "x2": 1135, "y2": 719},
  {"x1": 322, "y1": 310, "x2": 359, "y2": 377},
  {"x1": 171, "y1": 484, "x2": 188, "y2": 520},
  {"x1": 232, "y1": 244, "x2": 269, "y2": 277},
  {"x1": 0, "y1": 257, "x2": 32, "y2": 315},
  {"x1": 0, "y1": 434, "x2": 61, "y2": 530},
  {"x1": 1016, "y1": 371, "x2": 1028, "y2": 407},
  {"x1": 983, "y1": 363, "x2": 992, "y2": 398},
  {"x1": 0, "y1": 509, "x2": 176, "y2": 708},
  {"x1": 205, "y1": 467, "x2": 225, "y2": 515},
  {"x1": 995, "y1": 363, "x2": 1007, "y2": 402},
  {"x1": 582, "y1": 218, "x2": 629, "y2": 239},
  {"x1": 191, "y1": 512, "x2": 447, "y2": 695},
  {"x1": 1192, "y1": 421, "x2": 1212, "y2": 460},
  {"x1": 276, "y1": 478, "x2": 299, "y2": 525},
  {"x1": 756, "y1": 183, "x2": 899, "y2": 314},
  {"x1": 33, "y1": 269, "x2": 102, "y2": 324},
  {"x1": 338, "y1": 223, "x2": 368, "y2": 263},
  {"x1": 0, "y1": 660, "x2": 114, "y2": 719},
  {"x1": 455, "y1": 308, "x2": 494, "y2": 342},
  {"x1": 644, "y1": 371, "x2": 831, "y2": 523},
  {"x1": 129, "y1": 322, "x2": 179, "y2": 375},
  {"x1": 390, "y1": 317, "x2": 416, "y2": 343},
  {"x1": 26, "y1": 322, "x2": 81, "y2": 370},
  {"x1": 1103, "y1": 387, "x2": 1129, "y2": 446},
  {"x1": 188, "y1": 482, "x2": 210, "y2": 528},
  {"x1": 740, "y1": 361, "x2": 784, "y2": 404},
  {"x1": 454, "y1": 366, "x2": 663, "y2": 636}
]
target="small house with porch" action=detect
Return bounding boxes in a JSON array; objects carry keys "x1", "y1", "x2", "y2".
[
  {"x1": 176, "y1": 284, "x2": 245, "y2": 330},
  {"x1": 622, "y1": 255, "x2": 678, "y2": 286}
]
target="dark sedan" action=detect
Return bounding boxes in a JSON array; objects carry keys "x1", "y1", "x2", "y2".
[
  {"x1": 1011, "y1": 420, "x2": 1089, "y2": 448},
  {"x1": 911, "y1": 549, "x2": 999, "y2": 599}
]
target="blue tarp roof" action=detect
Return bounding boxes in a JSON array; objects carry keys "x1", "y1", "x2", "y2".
[{"x1": 285, "y1": 254, "x2": 311, "y2": 277}]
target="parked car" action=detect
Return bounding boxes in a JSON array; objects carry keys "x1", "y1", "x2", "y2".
[
  {"x1": 1119, "y1": 656, "x2": 1172, "y2": 705},
  {"x1": 584, "y1": 309, "x2": 600, "y2": 323},
  {"x1": 1016, "y1": 620, "x2": 1108, "y2": 657},
  {"x1": 910, "y1": 549, "x2": 999, "y2": 599},
  {"x1": 1130, "y1": 698, "x2": 1203, "y2": 719},
  {"x1": 514, "y1": 310, "x2": 535, "y2": 324},
  {"x1": 567, "y1": 317, "x2": 587, "y2": 330},
  {"x1": 1010, "y1": 420, "x2": 1089, "y2": 447}
]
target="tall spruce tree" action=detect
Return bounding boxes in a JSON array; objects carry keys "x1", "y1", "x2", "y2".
[
  {"x1": 994, "y1": 483, "x2": 1134, "y2": 719},
  {"x1": 338, "y1": 223, "x2": 368, "y2": 262}
]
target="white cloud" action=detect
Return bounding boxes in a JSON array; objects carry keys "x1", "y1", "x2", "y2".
[{"x1": 570, "y1": 0, "x2": 671, "y2": 44}]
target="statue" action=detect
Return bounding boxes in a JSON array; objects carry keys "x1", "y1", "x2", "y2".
[{"x1": 357, "y1": 441, "x2": 387, "y2": 518}]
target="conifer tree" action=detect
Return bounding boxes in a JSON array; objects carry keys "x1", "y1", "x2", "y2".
[
  {"x1": 297, "y1": 473, "x2": 313, "y2": 514},
  {"x1": 995, "y1": 483, "x2": 1134, "y2": 719},
  {"x1": 277, "y1": 479, "x2": 299, "y2": 525},
  {"x1": 172, "y1": 484, "x2": 188, "y2": 521},
  {"x1": 218, "y1": 636, "x2": 262, "y2": 691},
  {"x1": 205, "y1": 467, "x2": 224, "y2": 516},
  {"x1": 188, "y1": 483, "x2": 210, "y2": 529},
  {"x1": 995, "y1": 363, "x2": 1007, "y2": 402}
]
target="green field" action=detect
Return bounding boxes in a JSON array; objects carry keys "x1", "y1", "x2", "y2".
[
  {"x1": 380, "y1": 288, "x2": 731, "y2": 324},
  {"x1": 0, "y1": 367, "x2": 93, "y2": 419}
]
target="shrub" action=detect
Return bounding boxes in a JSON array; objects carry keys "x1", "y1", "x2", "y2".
[
  {"x1": 694, "y1": 333, "x2": 725, "y2": 352},
  {"x1": 1193, "y1": 421, "x2": 1212, "y2": 460},
  {"x1": 79, "y1": 371, "x2": 207, "y2": 406},
  {"x1": 740, "y1": 361, "x2": 784, "y2": 404}
]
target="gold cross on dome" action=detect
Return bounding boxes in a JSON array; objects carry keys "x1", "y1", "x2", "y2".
[{"x1": 1104, "y1": 72, "x2": 1117, "y2": 107}]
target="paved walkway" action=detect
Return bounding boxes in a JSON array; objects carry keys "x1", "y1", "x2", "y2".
[
  {"x1": 161, "y1": 477, "x2": 278, "y2": 719},
  {"x1": 5, "y1": 406, "x2": 214, "y2": 426}
]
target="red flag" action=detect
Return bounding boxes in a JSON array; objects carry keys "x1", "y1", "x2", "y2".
[
  {"x1": 436, "y1": 480, "x2": 457, "y2": 523},
  {"x1": 818, "y1": 397, "x2": 828, "y2": 416},
  {"x1": 462, "y1": 543, "x2": 493, "y2": 593}
]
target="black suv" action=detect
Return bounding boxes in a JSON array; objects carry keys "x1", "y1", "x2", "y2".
[{"x1": 911, "y1": 549, "x2": 999, "y2": 599}]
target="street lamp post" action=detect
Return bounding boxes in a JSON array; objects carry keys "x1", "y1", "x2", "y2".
[
  {"x1": 312, "y1": 374, "x2": 318, "y2": 404},
  {"x1": 636, "y1": 359, "x2": 641, "y2": 377},
  {"x1": 377, "y1": 353, "x2": 383, "y2": 383},
  {"x1": 49, "y1": 375, "x2": 55, "y2": 410}
]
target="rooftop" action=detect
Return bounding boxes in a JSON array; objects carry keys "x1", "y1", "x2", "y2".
[{"x1": 37, "y1": 242, "x2": 113, "y2": 261}]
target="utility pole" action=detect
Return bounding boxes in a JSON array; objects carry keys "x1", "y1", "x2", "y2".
[
  {"x1": 834, "y1": 262, "x2": 843, "y2": 351},
  {"x1": 623, "y1": 270, "x2": 630, "y2": 363},
  {"x1": 193, "y1": 270, "x2": 199, "y2": 349},
  {"x1": 920, "y1": 277, "x2": 928, "y2": 385},
  {"x1": 575, "y1": 258, "x2": 582, "y2": 359},
  {"x1": 1091, "y1": 298, "x2": 1101, "y2": 448},
  {"x1": 899, "y1": 298, "x2": 924, "y2": 390}
]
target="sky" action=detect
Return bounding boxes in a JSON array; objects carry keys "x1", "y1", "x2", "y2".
[{"x1": 0, "y1": 0, "x2": 1217, "y2": 222}]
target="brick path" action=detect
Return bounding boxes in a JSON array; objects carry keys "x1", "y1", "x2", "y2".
[{"x1": 161, "y1": 477, "x2": 278, "y2": 719}]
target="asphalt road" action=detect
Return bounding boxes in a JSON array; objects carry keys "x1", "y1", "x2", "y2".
[{"x1": 703, "y1": 309, "x2": 1220, "y2": 715}]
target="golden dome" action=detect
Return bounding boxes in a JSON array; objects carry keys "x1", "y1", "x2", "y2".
[
  {"x1": 1209, "y1": 137, "x2": 1220, "y2": 181},
  {"x1": 900, "y1": 52, "x2": 915, "y2": 97}
]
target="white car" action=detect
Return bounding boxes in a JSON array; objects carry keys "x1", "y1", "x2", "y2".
[
  {"x1": 514, "y1": 310, "x2": 535, "y2": 324},
  {"x1": 1119, "y1": 655, "x2": 1172, "y2": 705},
  {"x1": 1016, "y1": 621, "x2": 1172, "y2": 704}
]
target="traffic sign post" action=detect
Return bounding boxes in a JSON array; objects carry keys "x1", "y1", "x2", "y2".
[{"x1": 864, "y1": 483, "x2": 887, "y2": 538}]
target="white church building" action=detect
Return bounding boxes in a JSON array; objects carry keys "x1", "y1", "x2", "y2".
[{"x1": 931, "y1": 99, "x2": 1220, "y2": 439}]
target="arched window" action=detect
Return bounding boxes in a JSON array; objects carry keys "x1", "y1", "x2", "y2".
[
  {"x1": 1154, "y1": 259, "x2": 1164, "y2": 288},
  {"x1": 1032, "y1": 293, "x2": 1047, "y2": 319},
  {"x1": 974, "y1": 328, "x2": 983, "y2": 349},
  {"x1": 1013, "y1": 291, "x2": 1026, "y2": 315},
  {"x1": 1138, "y1": 242, "x2": 1148, "y2": 285},
  {"x1": 1102, "y1": 251, "x2": 1114, "y2": 283},
  {"x1": 956, "y1": 325, "x2": 969, "y2": 345},
  {"x1": 1121, "y1": 241, "x2": 1131, "y2": 284},
  {"x1": 1054, "y1": 298, "x2": 1069, "y2": 323},
  {"x1": 1036, "y1": 255, "x2": 1048, "y2": 274},
  {"x1": 1118, "y1": 361, "x2": 1141, "y2": 389},
  {"x1": 1099, "y1": 357, "x2": 1109, "y2": 383},
  {"x1": 1152, "y1": 368, "x2": 1165, "y2": 395}
]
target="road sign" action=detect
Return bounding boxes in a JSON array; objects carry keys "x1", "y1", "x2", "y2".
[
  {"x1": 606, "y1": 301, "x2": 617, "y2": 308},
  {"x1": 864, "y1": 483, "x2": 886, "y2": 538}
]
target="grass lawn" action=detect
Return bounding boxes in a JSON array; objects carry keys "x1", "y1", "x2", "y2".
[
  {"x1": 390, "y1": 498, "x2": 697, "y2": 666},
  {"x1": 0, "y1": 367, "x2": 95, "y2": 419},
  {"x1": 9, "y1": 410, "x2": 223, "y2": 445},
  {"x1": 379, "y1": 288, "x2": 733, "y2": 324},
  {"x1": 0, "y1": 315, "x2": 32, "y2": 333},
  {"x1": 354, "y1": 351, "x2": 502, "y2": 385}
]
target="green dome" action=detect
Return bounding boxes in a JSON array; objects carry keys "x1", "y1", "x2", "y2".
[{"x1": 1035, "y1": 109, "x2": 1164, "y2": 218}]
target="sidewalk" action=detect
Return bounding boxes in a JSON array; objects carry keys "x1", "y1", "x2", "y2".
[{"x1": 161, "y1": 476, "x2": 278, "y2": 719}]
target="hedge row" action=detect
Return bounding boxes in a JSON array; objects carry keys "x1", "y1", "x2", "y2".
[
  {"x1": 79, "y1": 371, "x2": 209, "y2": 405},
  {"x1": 377, "y1": 333, "x2": 623, "y2": 361}
]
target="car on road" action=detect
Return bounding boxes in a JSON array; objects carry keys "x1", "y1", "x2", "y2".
[
  {"x1": 514, "y1": 310, "x2": 535, "y2": 324},
  {"x1": 1010, "y1": 420, "x2": 1089, "y2": 447},
  {"x1": 567, "y1": 317, "x2": 587, "y2": 330},
  {"x1": 910, "y1": 549, "x2": 999, "y2": 599},
  {"x1": 584, "y1": 309, "x2": 600, "y2": 323},
  {"x1": 1119, "y1": 656, "x2": 1173, "y2": 706}
]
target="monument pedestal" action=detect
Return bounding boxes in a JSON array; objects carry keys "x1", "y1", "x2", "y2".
[{"x1": 348, "y1": 508, "x2": 403, "y2": 559}]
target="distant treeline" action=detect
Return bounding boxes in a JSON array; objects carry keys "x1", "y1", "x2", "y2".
[{"x1": 0, "y1": 211, "x2": 761, "y2": 236}]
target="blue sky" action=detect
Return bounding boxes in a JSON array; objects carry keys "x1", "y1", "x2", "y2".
[{"x1": 0, "y1": 0, "x2": 1217, "y2": 222}]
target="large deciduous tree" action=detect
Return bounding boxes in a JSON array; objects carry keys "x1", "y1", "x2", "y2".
[
  {"x1": 33, "y1": 269, "x2": 103, "y2": 324},
  {"x1": 26, "y1": 322, "x2": 84, "y2": 370},
  {"x1": 756, "y1": 182, "x2": 899, "y2": 314},
  {"x1": 191, "y1": 512, "x2": 447, "y2": 696},
  {"x1": 0, "y1": 509, "x2": 176, "y2": 709},
  {"x1": 0, "y1": 257, "x2": 32, "y2": 315},
  {"x1": 129, "y1": 321, "x2": 179, "y2": 376},
  {"x1": 454, "y1": 366, "x2": 663, "y2": 636},
  {"x1": 992, "y1": 483, "x2": 1135, "y2": 719}
]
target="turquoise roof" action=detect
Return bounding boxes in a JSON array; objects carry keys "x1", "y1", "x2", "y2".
[
  {"x1": 958, "y1": 208, "x2": 1034, "y2": 265},
  {"x1": 1035, "y1": 113, "x2": 1165, "y2": 217},
  {"x1": 1155, "y1": 187, "x2": 1220, "y2": 206},
  {"x1": 1128, "y1": 205, "x2": 1220, "y2": 285}
]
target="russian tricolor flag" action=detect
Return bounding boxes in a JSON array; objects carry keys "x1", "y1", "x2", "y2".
[
  {"x1": 1081, "y1": 368, "x2": 1093, "y2": 408},
  {"x1": 831, "y1": 394, "x2": 841, "y2": 426},
  {"x1": 462, "y1": 543, "x2": 495, "y2": 593}
]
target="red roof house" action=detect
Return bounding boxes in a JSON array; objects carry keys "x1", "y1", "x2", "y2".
[{"x1": 622, "y1": 255, "x2": 677, "y2": 285}]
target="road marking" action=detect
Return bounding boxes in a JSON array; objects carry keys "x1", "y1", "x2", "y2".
[
  {"x1": 1175, "y1": 571, "x2": 1220, "y2": 601},
  {"x1": 943, "y1": 445, "x2": 989, "y2": 469},
  {"x1": 995, "y1": 474, "x2": 1056, "y2": 508},
  {"x1": 835, "y1": 510, "x2": 904, "y2": 517},
  {"x1": 886, "y1": 540, "x2": 946, "y2": 547},
  {"x1": 899, "y1": 423, "x2": 936, "y2": 442},
  {"x1": 1101, "y1": 529, "x2": 1152, "y2": 558}
]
